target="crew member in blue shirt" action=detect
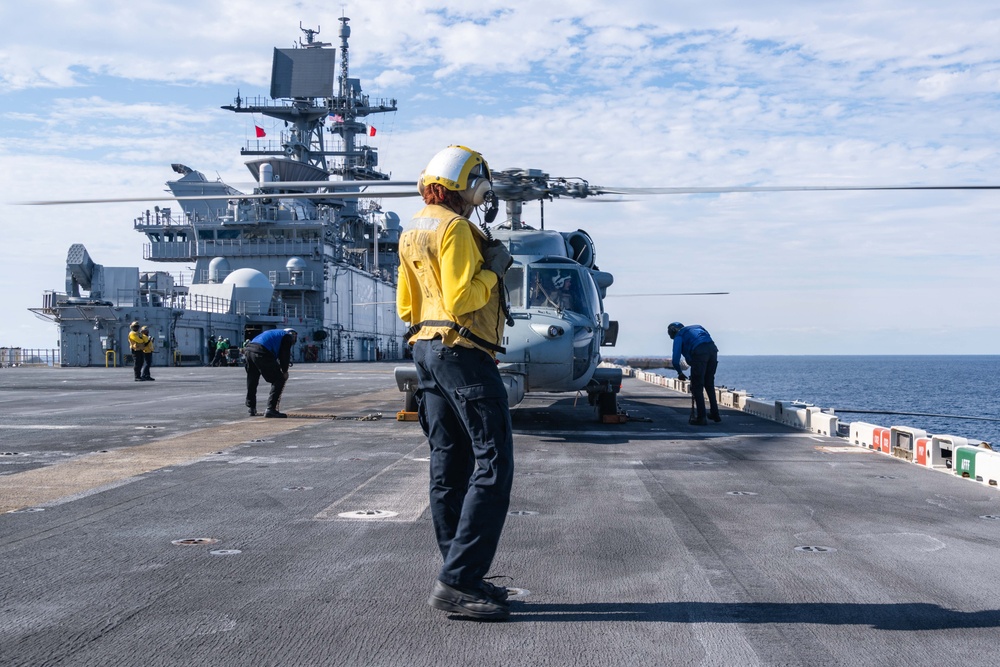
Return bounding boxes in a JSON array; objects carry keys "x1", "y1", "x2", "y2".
[
  {"x1": 244, "y1": 328, "x2": 297, "y2": 418},
  {"x1": 668, "y1": 322, "x2": 721, "y2": 425}
]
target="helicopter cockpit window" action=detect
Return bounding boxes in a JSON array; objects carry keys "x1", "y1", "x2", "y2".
[
  {"x1": 527, "y1": 267, "x2": 590, "y2": 315},
  {"x1": 504, "y1": 265, "x2": 524, "y2": 308}
]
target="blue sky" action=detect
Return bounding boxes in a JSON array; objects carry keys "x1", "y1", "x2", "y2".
[{"x1": 1, "y1": 1, "x2": 998, "y2": 355}]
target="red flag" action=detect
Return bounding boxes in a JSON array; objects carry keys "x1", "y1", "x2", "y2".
[
  {"x1": 368, "y1": 126, "x2": 377, "y2": 137},
  {"x1": 255, "y1": 125, "x2": 266, "y2": 138}
]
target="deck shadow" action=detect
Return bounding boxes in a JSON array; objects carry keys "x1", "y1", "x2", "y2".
[{"x1": 505, "y1": 601, "x2": 1000, "y2": 630}]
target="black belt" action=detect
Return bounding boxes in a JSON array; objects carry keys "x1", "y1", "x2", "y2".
[{"x1": 405, "y1": 320, "x2": 505, "y2": 354}]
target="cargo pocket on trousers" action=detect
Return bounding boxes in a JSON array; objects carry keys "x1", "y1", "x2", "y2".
[{"x1": 455, "y1": 383, "x2": 510, "y2": 457}]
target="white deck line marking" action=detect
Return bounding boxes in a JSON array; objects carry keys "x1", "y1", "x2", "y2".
[{"x1": 314, "y1": 444, "x2": 430, "y2": 522}]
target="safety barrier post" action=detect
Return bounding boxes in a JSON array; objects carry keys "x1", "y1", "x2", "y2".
[
  {"x1": 850, "y1": 422, "x2": 880, "y2": 449},
  {"x1": 744, "y1": 398, "x2": 777, "y2": 421},
  {"x1": 873, "y1": 427, "x2": 891, "y2": 454},
  {"x1": 975, "y1": 450, "x2": 1000, "y2": 486},
  {"x1": 775, "y1": 400, "x2": 811, "y2": 429},
  {"x1": 104, "y1": 350, "x2": 117, "y2": 368},
  {"x1": 721, "y1": 390, "x2": 746, "y2": 408},
  {"x1": 929, "y1": 435, "x2": 968, "y2": 470},
  {"x1": 914, "y1": 437, "x2": 932, "y2": 466},
  {"x1": 954, "y1": 445, "x2": 979, "y2": 479},
  {"x1": 890, "y1": 426, "x2": 927, "y2": 462},
  {"x1": 810, "y1": 411, "x2": 838, "y2": 437}
]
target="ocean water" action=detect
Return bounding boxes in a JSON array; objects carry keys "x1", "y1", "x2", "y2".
[{"x1": 663, "y1": 356, "x2": 1000, "y2": 445}]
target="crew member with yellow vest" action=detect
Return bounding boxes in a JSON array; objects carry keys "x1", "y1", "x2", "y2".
[
  {"x1": 127, "y1": 321, "x2": 151, "y2": 382},
  {"x1": 139, "y1": 325, "x2": 155, "y2": 381},
  {"x1": 397, "y1": 145, "x2": 515, "y2": 621}
]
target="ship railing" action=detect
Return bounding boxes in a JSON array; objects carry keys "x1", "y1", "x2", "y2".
[
  {"x1": 256, "y1": 303, "x2": 321, "y2": 320},
  {"x1": 133, "y1": 208, "x2": 186, "y2": 228},
  {"x1": 114, "y1": 290, "x2": 187, "y2": 309},
  {"x1": 145, "y1": 240, "x2": 323, "y2": 260},
  {"x1": 235, "y1": 301, "x2": 271, "y2": 317},
  {"x1": 144, "y1": 242, "x2": 194, "y2": 260},
  {"x1": 181, "y1": 293, "x2": 234, "y2": 314},
  {"x1": 1, "y1": 348, "x2": 60, "y2": 368},
  {"x1": 268, "y1": 270, "x2": 320, "y2": 290}
]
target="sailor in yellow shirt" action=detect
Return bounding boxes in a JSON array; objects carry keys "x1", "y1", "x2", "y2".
[
  {"x1": 139, "y1": 325, "x2": 155, "y2": 381},
  {"x1": 397, "y1": 145, "x2": 514, "y2": 621},
  {"x1": 127, "y1": 321, "x2": 152, "y2": 382}
]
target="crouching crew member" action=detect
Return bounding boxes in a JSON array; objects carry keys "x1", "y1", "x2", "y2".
[
  {"x1": 397, "y1": 145, "x2": 515, "y2": 621},
  {"x1": 668, "y1": 322, "x2": 720, "y2": 425},
  {"x1": 244, "y1": 328, "x2": 297, "y2": 418}
]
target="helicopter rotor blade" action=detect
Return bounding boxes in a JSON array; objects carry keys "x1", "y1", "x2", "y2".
[
  {"x1": 18, "y1": 190, "x2": 421, "y2": 206},
  {"x1": 589, "y1": 184, "x2": 1000, "y2": 196},
  {"x1": 228, "y1": 180, "x2": 418, "y2": 189},
  {"x1": 607, "y1": 292, "x2": 730, "y2": 297}
]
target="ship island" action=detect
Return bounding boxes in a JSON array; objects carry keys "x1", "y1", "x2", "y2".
[{"x1": 28, "y1": 18, "x2": 406, "y2": 368}]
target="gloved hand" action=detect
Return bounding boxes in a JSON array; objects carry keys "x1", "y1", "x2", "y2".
[
  {"x1": 677, "y1": 372, "x2": 688, "y2": 382},
  {"x1": 482, "y1": 241, "x2": 513, "y2": 278}
]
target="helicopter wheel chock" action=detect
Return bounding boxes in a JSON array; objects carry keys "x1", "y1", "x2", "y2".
[{"x1": 596, "y1": 391, "x2": 626, "y2": 423}]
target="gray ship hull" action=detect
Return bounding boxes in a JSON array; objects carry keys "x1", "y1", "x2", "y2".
[{"x1": 3, "y1": 366, "x2": 999, "y2": 666}]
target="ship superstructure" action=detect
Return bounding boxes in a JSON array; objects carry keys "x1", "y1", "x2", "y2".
[{"x1": 32, "y1": 19, "x2": 407, "y2": 367}]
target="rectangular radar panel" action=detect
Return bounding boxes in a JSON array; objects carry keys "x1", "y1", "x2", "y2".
[{"x1": 270, "y1": 48, "x2": 336, "y2": 99}]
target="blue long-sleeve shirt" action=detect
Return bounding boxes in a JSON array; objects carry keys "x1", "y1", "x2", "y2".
[
  {"x1": 671, "y1": 325, "x2": 714, "y2": 371},
  {"x1": 251, "y1": 329, "x2": 295, "y2": 371}
]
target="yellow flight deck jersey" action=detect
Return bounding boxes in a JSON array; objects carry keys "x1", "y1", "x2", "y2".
[
  {"x1": 397, "y1": 204, "x2": 506, "y2": 356},
  {"x1": 128, "y1": 331, "x2": 150, "y2": 352}
]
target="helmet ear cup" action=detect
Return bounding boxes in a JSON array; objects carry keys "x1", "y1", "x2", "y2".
[
  {"x1": 417, "y1": 170, "x2": 426, "y2": 198},
  {"x1": 463, "y1": 178, "x2": 491, "y2": 206}
]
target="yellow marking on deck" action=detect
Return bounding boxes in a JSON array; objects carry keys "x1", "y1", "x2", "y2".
[{"x1": 0, "y1": 419, "x2": 307, "y2": 514}]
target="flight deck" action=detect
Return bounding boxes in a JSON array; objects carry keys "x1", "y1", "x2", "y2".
[{"x1": 2, "y1": 364, "x2": 999, "y2": 666}]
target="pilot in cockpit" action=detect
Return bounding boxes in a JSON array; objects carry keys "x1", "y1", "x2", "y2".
[{"x1": 530, "y1": 270, "x2": 579, "y2": 311}]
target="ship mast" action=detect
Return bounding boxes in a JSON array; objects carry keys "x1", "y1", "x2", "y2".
[{"x1": 219, "y1": 17, "x2": 398, "y2": 268}]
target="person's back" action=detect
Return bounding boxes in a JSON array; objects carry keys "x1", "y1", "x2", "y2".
[
  {"x1": 668, "y1": 322, "x2": 720, "y2": 425},
  {"x1": 397, "y1": 145, "x2": 514, "y2": 621},
  {"x1": 244, "y1": 329, "x2": 297, "y2": 418}
]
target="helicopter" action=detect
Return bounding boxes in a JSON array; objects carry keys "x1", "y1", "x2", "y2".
[{"x1": 391, "y1": 168, "x2": 631, "y2": 420}]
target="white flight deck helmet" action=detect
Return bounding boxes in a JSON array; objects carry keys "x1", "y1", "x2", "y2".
[{"x1": 418, "y1": 145, "x2": 493, "y2": 208}]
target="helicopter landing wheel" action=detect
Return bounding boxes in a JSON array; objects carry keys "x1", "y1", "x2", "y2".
[{"x1": 403, "y1": 389, "x2": 418, "y2": 413}]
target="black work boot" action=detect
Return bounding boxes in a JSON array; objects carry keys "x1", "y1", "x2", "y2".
[
  {"x1": 709, "y1": 411, "x2": 722, "y2": 423},
  {"x1": 245, "y1": 399, "x2": 257, "y2": 416},
  {"x1": 428, "y1": 580, "x2": 510, "y2": 621},
  {"x1": 264, "y1": 409, "x2": 287, "y2": 418},
  {"x1": 689, "y1": 415, "x2": 708, "y2": 426}
]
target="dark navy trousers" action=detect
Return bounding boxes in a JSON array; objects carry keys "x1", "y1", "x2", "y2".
[
  {"x1": 244, "y1": 343, "x2": 285, "y2": 411},
  {"x1": 412, "y1": 338, "x2": 514, "y2": 588},
  {"x1": 689, "y1": 341, "x2": 720, "y2": 420}
]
